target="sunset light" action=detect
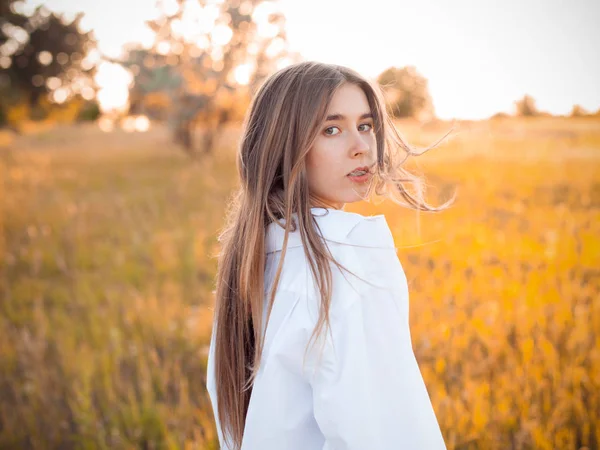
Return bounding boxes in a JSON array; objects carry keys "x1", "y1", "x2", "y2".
[
  {"x1": 94, "y1": 62, "x2": 132, "y2": 112},
  {"x1": 3, "y1": 1, "x2": 598, "y2": 448},
  {"x1": 17, "y1": 0, "x2": 599, "y2": 119},
  {"x1": 15, "y1": 0, "x2": 597, "y2": 120}
]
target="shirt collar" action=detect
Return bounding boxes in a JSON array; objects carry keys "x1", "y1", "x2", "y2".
[{"x1": 265, "y1": 207, "x2": 395, "y2": 254}]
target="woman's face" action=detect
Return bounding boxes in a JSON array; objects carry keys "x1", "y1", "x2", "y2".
[{"x1": 306, "y1": 83, "x2": 377, "y2": 210}]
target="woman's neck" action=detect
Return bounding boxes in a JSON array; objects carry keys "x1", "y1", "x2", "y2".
[{"x1": 310, "y1": 198, "x2": 345, "y2": 211}]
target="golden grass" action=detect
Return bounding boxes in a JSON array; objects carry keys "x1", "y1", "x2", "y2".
[
  {"x1": 1, "y1": 118, "x2": 599, "y2": 449},
  {"x1": 349, "y1": 117, "x2": 600, "y2": 449}
]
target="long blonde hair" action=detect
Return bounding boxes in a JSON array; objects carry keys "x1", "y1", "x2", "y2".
[{"x1": 212, "y1": 61, "x2": 455, "y2": 449}]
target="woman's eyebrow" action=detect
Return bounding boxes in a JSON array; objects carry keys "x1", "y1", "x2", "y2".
[{"x1": 325, "y1": 112, "x2": 373, "y2": 121}]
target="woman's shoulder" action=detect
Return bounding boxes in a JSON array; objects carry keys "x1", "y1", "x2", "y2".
[
  {"x1": 265, "y1": 208, "x2": 399, "y2": 303},
  {"x1": 265, "y1": 207, "x2": 396, "y2": 254},
  {"x1": 264, "y1": 208, "x2": 406, "y2": 329}
]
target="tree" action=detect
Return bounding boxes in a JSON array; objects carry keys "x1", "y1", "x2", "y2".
[
  {"x1": 490, "y1": 112, "x2": 510, "y2": 120},
  {"x1": 377, "y1": 66, "x2": 435, "y2": 120},
  {"x1": 117, "y1": 47, "x2": 183, "y2": 122},
  {"x1": 122, "y1": 0, "x2": 297, "y2": 157},
  {"x1": 0, "y1": 2, "x2": 98, "y2": 124},
  {"x1": 570, "y1": 104, "x2": 588, "y2": 118},
  {"x1": 514, "y1": 94, "x2": 539, "y2": 117}
]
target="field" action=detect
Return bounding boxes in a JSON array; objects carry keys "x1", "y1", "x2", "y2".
[{"x1": 1, "y1": 117, "x2": 599, "y2": 449}]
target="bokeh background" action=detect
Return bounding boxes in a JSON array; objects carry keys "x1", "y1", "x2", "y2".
[{"x1": 1, "y1": 0, "x2": 599, "y2": 448}]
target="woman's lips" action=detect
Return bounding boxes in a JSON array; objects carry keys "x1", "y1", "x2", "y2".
[
  {"x1": 347, "y1": 172, "x2": 371, "y2": 183},
  {"x1": 347, "y1": 166, "x2": 369, "y2": 175}
]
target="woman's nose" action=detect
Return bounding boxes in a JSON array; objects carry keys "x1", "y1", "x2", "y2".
[{"x1": 350, "y1": 133, "x2": 371, "y2": 157}]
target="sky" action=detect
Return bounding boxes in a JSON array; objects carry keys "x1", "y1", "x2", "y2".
[{"x1": 21, "y1": 0, "x2": 600, "y2": 120}]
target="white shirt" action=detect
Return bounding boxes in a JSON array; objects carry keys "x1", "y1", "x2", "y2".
[{"x1": 207, "y1": 207, "x2": 446, "y2": 449}]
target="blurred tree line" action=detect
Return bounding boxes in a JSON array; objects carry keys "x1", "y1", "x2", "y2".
[
  {"x1": 0, "y1": 0, "x2": 100, "y2": 129},
  {"x1": 2, "y1": 0, "x2": 597, "y2": 152},
  {"x1": 487, "y1": 94, "x2": 600, "y2": 120}
]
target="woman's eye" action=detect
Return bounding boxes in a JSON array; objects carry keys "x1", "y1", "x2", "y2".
[
  {"x1": 358, "y1": 123, "x2": 373, "y2": 132},
  {"x1": 324, "y1": 126, "x2": 341, "y2": 136}
]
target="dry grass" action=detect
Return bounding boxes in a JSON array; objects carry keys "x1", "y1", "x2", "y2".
[
  {"x1": 1, "y1": 117, "x2": 599, "y2": 449},
  {"x1": 350, "y1": 116, "x2": 600, "y2": 449}
]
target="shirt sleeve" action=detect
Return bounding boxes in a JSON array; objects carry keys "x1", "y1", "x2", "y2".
[{"x1": 306, "y1": 266, "x2": 447, "y2": 450}]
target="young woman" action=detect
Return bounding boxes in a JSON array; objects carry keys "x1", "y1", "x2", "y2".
[{"x1": 206, "y1": 61, "x2": 455, "y2": 450}]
